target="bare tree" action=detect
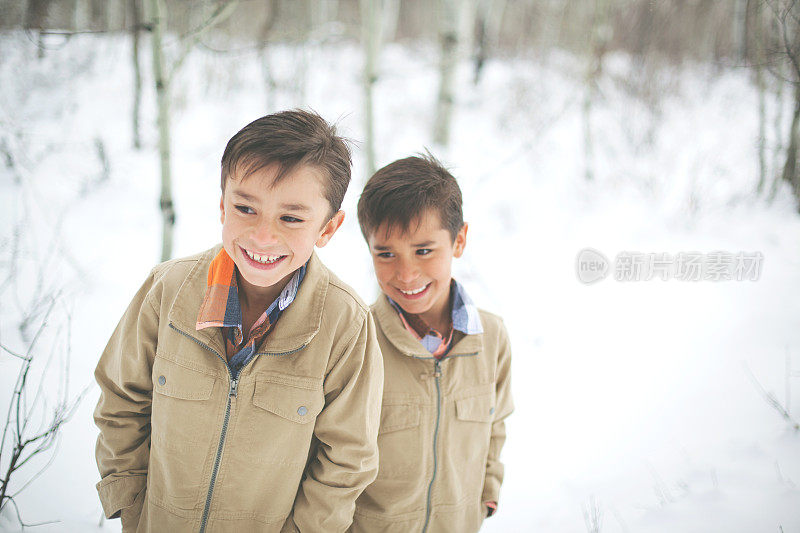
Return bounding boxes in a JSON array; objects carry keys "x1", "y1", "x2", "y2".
[
  {"x1": 767, "y1": 0, "x2": 800, "y2": 210},
  {"x1": 582, "y1": 0, "x2": 612, "y2": 181},
  {"x1": 259, "y1": 1, "x2": 280, "y2": 113},
  {"x1": 0, "y1": 299, "x2": 88, "y2": 527},
  {"x1": 433, "y1": 0, "x2": 461, "y2": 146},
  {"x1": 472, "y1": 0, "x2": 506, "y2": 85},
  {"x1": 361, "y1": 0, "x2": 383, "y2": 177},
  {"x1": 130, "y1": 0, "x2": 144, "y2": 150},
  {"x1": 147, "y1": 0, "x2": 238, "y2": 261}
]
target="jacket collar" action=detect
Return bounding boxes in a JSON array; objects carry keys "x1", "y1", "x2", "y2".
[
  {"x1": 373, "y1": 294, "x2": 483, "y2": 359},
  {"x1": 169, "y1": 245, "x2": 328, "y2": 358}
]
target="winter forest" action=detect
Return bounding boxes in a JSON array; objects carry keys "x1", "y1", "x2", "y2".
[{"x1": 1, "y1": 0, "x2": 799, "y2": 531}]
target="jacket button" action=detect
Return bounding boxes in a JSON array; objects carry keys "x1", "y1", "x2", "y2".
[
  {"x1": 158, "y1": 375, "x2": 166, "y2": 386},
  {"x1": 489, "y1": 407, "x2": 495, "y2": 414},
  {"x1": 297, "y1": 406, "x2": 308, "y2": 416}
]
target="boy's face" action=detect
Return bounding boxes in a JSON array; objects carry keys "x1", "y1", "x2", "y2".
[
  {"x1": 368, "y1": 210, "x2": 467, "y2": 328},
  {"x1": 220, "y1": 164, "x2": 344, "y2": 301}
]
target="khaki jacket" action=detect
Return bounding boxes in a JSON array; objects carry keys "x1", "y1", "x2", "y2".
[
  {"x1": 94, "y1": 246, "x2": 383, "y2": 533},
  {"x1": 351, "y1": 296, "x2": 513, "y2": 533}
]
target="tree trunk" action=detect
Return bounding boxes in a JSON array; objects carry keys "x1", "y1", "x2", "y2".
[
  {"x1": 754, "y1": 0, "x2": 766, "y2": 194},
  {"x1": 259, "y1": 0, "x2": 278, "y2": 112},
  {"x1": 149, "y1": 0, "x2": 175, "y2": 261},
  {"x1": 780, "y1": 81, "x2": 800, "y2": 211},
  {"x1": 770, "y1": 64, "x2": 786, "y2": 201},
  {"x1": 361, "y1": 0, "x2": 381, "y2": 177},
  {"x1": 733, "y1": 0, "x2": 747, "y2": 61},
  {"x1": 130, "y1": 0, "x2": 142, "y2": 150},
  {"x1": 433, "y1": 0, "x2": 460, "y2": 146},
  {"x1": 583, "y1": 0, "x2": 609, "y2": 181}
]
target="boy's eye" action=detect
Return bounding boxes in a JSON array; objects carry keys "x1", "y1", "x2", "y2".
[
  {"x1": 376, "y1": 252, "x2": 394, "y2": 259},
  {"x1": 416, "y1": 248, "x2": 433, "y2": 256},
  {"x1": 235, "y1": 205, "x2": 255, "y2": 215},
  {"x1": 281, "y1": 215, "x2": 303, "y2": 223}
]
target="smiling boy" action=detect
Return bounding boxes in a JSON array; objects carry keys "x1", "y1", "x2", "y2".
[
  {"x1": 352, "y1": 155, "x2": 513, "y2": 532},
  {"x1": 94, "y1": 110, "x2": 383, "y2": 532}
]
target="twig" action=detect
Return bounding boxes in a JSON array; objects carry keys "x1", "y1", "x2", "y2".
[
  {"x1": 0, "y1": 344, "x2": 30, "y2": 362},
  {"x1": 170, "y1": 0, "x2": 240, "y2": 80},
  {"x1": 743, "y1": 362, "x2": 800, "y2": 430},
  {"x1": 3, "y1": 495, "x2": 59, "y2": 527}
]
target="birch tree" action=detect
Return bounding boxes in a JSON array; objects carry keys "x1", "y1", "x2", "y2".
[
  {"x1": 147, "y1": 0, "x2": 238, "y2": 261},
  {"x1": 361, "y1": 0, "x2": 383, "y2": 177},
  {"x1": 433, "y1": 0, "x2": 461, "y2": 146},
  {"x1": 130, "y1": 0, "x2": 143, "y2": 150},
  {"x1": 751, "y1": 0, "x2": 769, "y2": 194}
]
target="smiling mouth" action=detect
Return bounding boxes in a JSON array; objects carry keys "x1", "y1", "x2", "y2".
[
  {"x1": 241, "y1": 246, "x2": 286, "y2": 265},
  {"x1": 397, "y1": 283, "x2": 431, "y2": 297}
]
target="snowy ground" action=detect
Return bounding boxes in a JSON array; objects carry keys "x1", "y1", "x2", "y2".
[{"x1": 1, "y1": 31, "x2": 799, "y2": 532}]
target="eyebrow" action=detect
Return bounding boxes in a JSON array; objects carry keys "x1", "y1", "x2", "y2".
[
  {"x1": 230, "y1": 191, "x2": 311, "y2": 212},
  {"x1": 280, "y1": 203, "x2": 311, "y2": 212},
  {"x1": 231, "y1": 190, "x2": 258, "y2": 202},
  {"x1": 371, "y1": 241, "x2": 434, "y2": 251}
]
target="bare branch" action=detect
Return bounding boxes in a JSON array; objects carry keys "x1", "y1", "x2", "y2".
[
  {"x1": 3, "y1": 495, "x2": 59, "y2": 527},
  {"x1": 169, "y1": 1, "x2": 240, "y2": 81},
  {"x1": 743, "y1": 362, "x2": 800, "y2": 430},
  {"x1": 0, "y1": 343, "x2": 30, "y2": 362}
]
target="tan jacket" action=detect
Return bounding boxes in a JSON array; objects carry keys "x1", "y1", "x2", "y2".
[
  {"x1": 94, "y1": 246, "x2": 383, "y2": 533},
  {"x1": 351, "y1": 296, "x2": 513, "y2": 533}
]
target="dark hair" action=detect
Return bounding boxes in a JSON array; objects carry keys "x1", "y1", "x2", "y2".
[
  {"x1": 357, "y1": 153, "x2": 464, "y2": 241},
  {"x1": 220, "y1": 109, "x2": 352, "y2": 216}
]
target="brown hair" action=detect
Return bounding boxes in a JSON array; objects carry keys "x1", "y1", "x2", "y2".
[
  {"x1": 220, "y1": 109, "x2": 352, "y2": 216},
  {"x1": 357, "y1": 153, "x2": 464, "y2": 241}
]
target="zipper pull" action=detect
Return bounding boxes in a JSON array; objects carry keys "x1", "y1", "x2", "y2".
[
  {"x1": 433, "y1": 361, "x2": 442, "y2": 379},
  {"x1": 230, "y1": 378, "x2": 238, "y2": 397}
]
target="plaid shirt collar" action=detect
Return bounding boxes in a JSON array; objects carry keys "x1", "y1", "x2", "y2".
[
  {"x1": 196, "y1": 248, "x2": 305, "y2": 376},
  {"x1": 388, "y1": 278, "x2": 483, "y2": 358}
]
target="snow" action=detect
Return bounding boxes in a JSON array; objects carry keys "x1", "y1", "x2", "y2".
[{"x1": 1, "y1": 30, "x2": 799, "y2": 532}]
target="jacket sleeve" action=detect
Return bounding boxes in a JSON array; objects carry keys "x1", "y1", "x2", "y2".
[
  {"x1": 482, "y1": 319, "x2": 514, "y2": 506},
  {"x1": 290, "y1": 310, "x2": 383, "y2": 532},
  {"x1": 93, "y1": 272, "x2": 159, "y2": 520}
]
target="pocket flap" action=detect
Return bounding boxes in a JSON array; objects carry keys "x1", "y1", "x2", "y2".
[
  {"x1": 455, "y1": 393, "x2": 495, "y2": 423},
  {"x1": 252, "y1": 375, "x2": 324, "y2": 424},
  {"x1": 153, "y1": 357, "x2": 216, "y2": 400},
  {"x1": 379, "y1": 404, "x2": 421, "y2": 434}
]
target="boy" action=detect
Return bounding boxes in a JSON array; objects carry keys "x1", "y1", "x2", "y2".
[
  {"x1": 352, "y1": 155, "x2": 513, "y2": 532},
  {"x1": 94, "y1": 110, "x2": 383, "y2": 533}
]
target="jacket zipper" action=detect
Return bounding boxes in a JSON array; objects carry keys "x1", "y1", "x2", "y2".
[
  {"x1": 168, "y1": 324, "x2": 233, "y2": 533},
  {"x1": 169, "y1": 323, "x2": 305, "y2": 532},
  {"x1": 421, "y1": 359, "x2": 442, "y2": 533}
]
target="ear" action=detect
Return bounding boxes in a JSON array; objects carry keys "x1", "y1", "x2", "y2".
[
  {"x1": 316, "y1": 210, "x2": 345, "y2": 248},
  {"x1": 452, "y1": 222, "x2": 468, "y2": 258},
  {"x1": 219, "y1": 195, "x2": 226, "y2": 224}
]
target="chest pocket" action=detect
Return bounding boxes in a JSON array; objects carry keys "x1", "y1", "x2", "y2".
[
  {"x1": 153, "y1": 356, "x2": 216, "y2": 400},
  {"x1": 455, "y1": 391, "x2": 495, "y2": 423},
  {"x1": 252, "y1": 373, "x2": 324, "y2": 424}
]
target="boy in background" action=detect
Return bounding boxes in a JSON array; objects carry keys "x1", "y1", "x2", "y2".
[
  {"x1": 352, "y1": 154, "x2": 513, "y2": 532},
  {"x1": 94, "y1": 110, "x2": 383, "y2": 532}
]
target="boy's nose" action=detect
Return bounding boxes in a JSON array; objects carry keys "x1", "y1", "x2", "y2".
[
  {"x1": 396, "y1": 261, "x2": 419, "y2": 284},
  {"x1": 250, "y1": 219, "x2": 279, "y2": 245}
]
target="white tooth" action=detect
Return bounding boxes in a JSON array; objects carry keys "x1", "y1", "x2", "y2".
[
  {"x1": 246, "y1": 250, "x2": 283, "y2": 264},
  {"x1": 401, "y1": 285, "x2": 426, "y2": 295}
]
